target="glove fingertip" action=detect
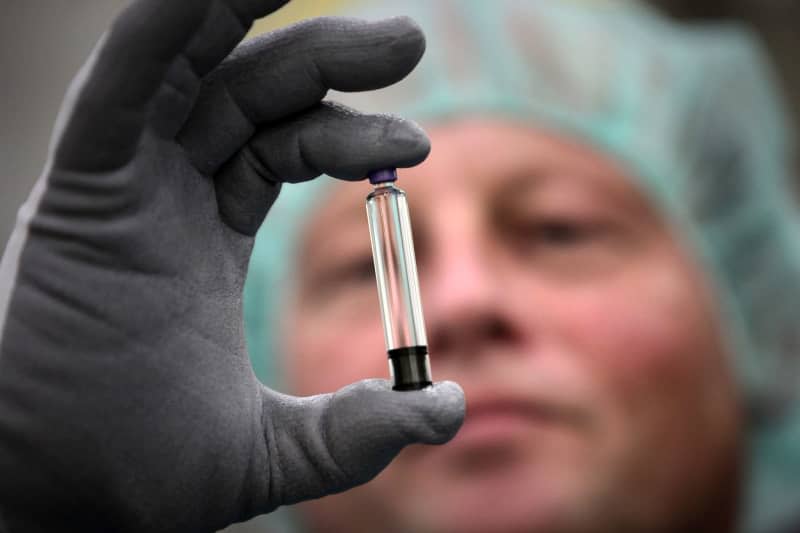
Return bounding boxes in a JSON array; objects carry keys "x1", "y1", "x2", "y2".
[
  {"x1": 382, "y1": 15, "x2": 426, "y2": 65},
  {"x1": 354, "y1": 378, "x2": 465, "y2": 444},
  {"x1": 417, "y1": 380, "x2": 466, "y2": 443},
  {"x1": 387, "y1": 117, "x2": 431, "y2": 168}
]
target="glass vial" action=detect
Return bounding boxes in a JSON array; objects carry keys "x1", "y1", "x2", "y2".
[{"x1": 366, "y1": 168, "x2": 432, "y2": 391}]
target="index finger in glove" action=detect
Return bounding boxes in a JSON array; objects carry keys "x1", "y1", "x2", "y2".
[
  {"x1": 214, "y1": 101, "x2": 430, "y2": 235},
  {"x1": 261, "y1": 380, "x2": 465, "y2": 509},
  {"x1": 178, "y1": 16, "x2": 426, "y2": 175},
  {"x1": 54, "y1": 0, "x2": 289, "y2": 173}
]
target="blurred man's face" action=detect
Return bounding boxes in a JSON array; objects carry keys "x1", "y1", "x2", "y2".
[{"x1": 283, "y1": 120, "x2": 742, "y2": 533}]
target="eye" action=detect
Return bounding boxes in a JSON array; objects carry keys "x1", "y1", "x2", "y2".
[
  {"x1": 302, "y1": 254, "x2": 376, "y2": 304},
  {"x1": 520, "y1": 218, "x2": 602, "y2": 247},
  {"x1": 327, "y1": 256, "x2": 375, "y2": 285}
]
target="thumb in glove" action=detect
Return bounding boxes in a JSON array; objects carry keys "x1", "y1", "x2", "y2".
[{"x1": 263, "y1": 380, "x2": 464, "y2": 507}]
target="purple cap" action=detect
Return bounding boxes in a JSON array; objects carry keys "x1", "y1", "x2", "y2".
[{"x1": 368, "y1": 168, "x2": 398, "y2": 185}]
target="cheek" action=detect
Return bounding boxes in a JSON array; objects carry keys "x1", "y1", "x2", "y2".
[
  {"x1": 542, "y1": 258, "x2": 730, "y2": 421},
  {"x1": 544, "y1": 259, "x2": 742, "y2": 524},
  {"x1": 569, "y1": 273, "x2": 714, "y2": 381},
  {"x1": 283, "y1": 301, "x2": 388, "y2": 396}
]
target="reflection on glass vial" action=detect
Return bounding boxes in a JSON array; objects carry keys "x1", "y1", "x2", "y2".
[{"x1": 366, "y1": 168, "x2": 432, "y2": 391}]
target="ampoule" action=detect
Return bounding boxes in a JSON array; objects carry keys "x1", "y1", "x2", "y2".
[{"x1": 366, "y1": 168, "x2": 432, "y2": 391}]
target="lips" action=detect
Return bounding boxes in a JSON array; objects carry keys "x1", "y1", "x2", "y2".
[{"x1": 450, "y1": 394, "x2": 580, "y2": 449}]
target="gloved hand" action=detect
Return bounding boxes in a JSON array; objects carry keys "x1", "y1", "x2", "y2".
[{"x1": 0, "y1": 1, "x2": 464, "y2": 532}]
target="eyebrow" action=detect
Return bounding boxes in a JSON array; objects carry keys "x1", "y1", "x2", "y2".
[
  {"x1": 489, "y1": 168, "x2": 553, "y2": 205},
  {"x1": 306, "y1": 187, "x2": 368, "y2": 234},
  {"x1": 493, "y1": 165, "x2": 628, "y2": 202},
  {"x1": 503, "y1": 171, "x2": 547, "y2": 190},
  {"x1": 496, "y1": 161, "x2": 665, "y2": 232},
  {"x1": 298, "y1": 191, "x2": 368, "y2": 258}
]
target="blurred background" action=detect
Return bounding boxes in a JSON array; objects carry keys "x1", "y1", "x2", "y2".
[{"x1": 1, "y1": 0, "x2": 799, "y2": 246}]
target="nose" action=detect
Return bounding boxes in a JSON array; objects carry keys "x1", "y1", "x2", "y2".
[{"x1": 422, "y1": 224, "x2": 523, "y2": 360}]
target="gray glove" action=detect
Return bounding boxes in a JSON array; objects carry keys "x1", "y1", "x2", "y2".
[{"x1": 0, "y1": 1, "x2": 464, "y2": 532}]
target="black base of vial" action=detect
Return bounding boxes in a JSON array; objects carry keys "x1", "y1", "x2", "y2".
[{"x1": 388, "y1": 346, "x2": 432, "y2": 391}]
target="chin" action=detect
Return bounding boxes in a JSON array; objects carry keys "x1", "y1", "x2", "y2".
[
  {"x1": 301, "y1": 456, "x2": 600, "y2": 533},
  {"x1": 388, "y1": 447, "x2": 594, "y2": 533},
  {"x1": 409, "y1": 491, "x2": 571, "y2": 533}
]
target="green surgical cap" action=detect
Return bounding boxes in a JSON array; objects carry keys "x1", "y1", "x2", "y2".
[{"x1": 245, "y1": 1, "x2": 800, "y2": 530}]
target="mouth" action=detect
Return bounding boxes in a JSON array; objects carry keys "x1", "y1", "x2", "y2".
[
  {"x1": 449, "y1": 394, "x2": 586, "y2": 451},
  {"x1": 415, "y1": 394, "x2": 582, "y2": 478}
]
